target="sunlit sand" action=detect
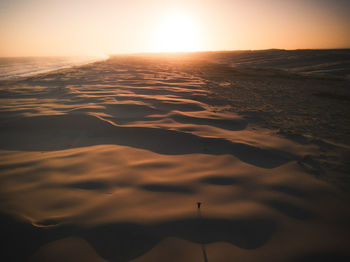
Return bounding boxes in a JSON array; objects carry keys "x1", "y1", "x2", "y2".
[{"x1": 0, "y1": 51, "x2": 350, "y2": 261}]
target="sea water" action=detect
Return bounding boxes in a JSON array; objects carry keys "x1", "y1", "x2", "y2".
[{"x1": 0, "y1": 56, "x2": 106, "y2": 81}]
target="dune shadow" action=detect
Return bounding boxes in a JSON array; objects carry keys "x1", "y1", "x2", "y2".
[
  {"x1": 139, "y1": 183, "x2": 195, "y2": 194},
  {"x1": 113, "y1": 95, "x2": 206, "y2": 112},
  {"x1": 155, "y1": 217, "x2": 276, "y2": 249},
  {"x1": 263, "y1": 200, "x2": 314, "y2": 220},
  {"x1": 131, "y1": 161, "x2": 177, "y2": 169},
  {"x1": 199, "y1": 175, "x2": 244, "y2": 186},
  {"x1": 65, "y1": 181, "x2": 108, "y2": 190},
  {"x1": 0, "y1": 212, "x2": 74, "y2": 261},
  {"x1": 143, "y1": 111, "x2": 247, "y2": 131},
  {"x1": 298, "y1": 156, "x2": 324, "y2": 177},
  {"x1": 268, "y1": 185, "x2": 309, "y2": 198},
  {"x1": 0, "y1": 114, "x2": 295, "y2": 169},
  {"x1": 81, "y1": 216, "x2": 276, "y2": 261},
  {"x1": 105, "y1": 103, "x2": 159, "y2": 119},
  {"x1": 291, "y1": 252, "x2": 350, "y2": 262},
  {"x1": 0, "y1": 161, "x2": 38, "y2": 171},
  {"x1": 0, "y1": 212, "x2": 276, "y2": 262},
  {"x1": 170, "y1": 113, "x2": 247, "y2": 131}
]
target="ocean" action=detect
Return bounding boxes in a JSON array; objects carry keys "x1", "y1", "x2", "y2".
[{"x1": 0, "y1": 56, "x2": 106, "y2": 81}]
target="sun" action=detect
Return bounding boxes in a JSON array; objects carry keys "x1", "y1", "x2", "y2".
[{"x1": 153, "y1": 13, "x2": 201, "y2": 53}]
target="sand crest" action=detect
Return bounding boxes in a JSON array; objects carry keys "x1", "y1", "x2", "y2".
[{"x1": 0, "y1": 53, "x2": 349, "y2": 261}]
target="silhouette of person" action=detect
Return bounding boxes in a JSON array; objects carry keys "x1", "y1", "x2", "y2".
[{"x1": 197, "y1": 202, "x2": 201, "y2": 209}]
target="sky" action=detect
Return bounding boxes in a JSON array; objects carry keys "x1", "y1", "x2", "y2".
[{"x1": 0, "y1": 0, "x2": 350, "y2": 56}]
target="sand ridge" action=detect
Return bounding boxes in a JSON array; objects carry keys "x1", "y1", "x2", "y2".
[{"x1": 0, "y1": 54, "x2": 349, "y2": 261}]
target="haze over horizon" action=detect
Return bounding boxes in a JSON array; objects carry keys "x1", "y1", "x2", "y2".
[{"x1": 1, "y1": 0, "x2": 350, "y2": 56}]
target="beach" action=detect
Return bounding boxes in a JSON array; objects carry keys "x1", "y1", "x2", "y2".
[{"x1": 0, "y1": 50, "x2": 350, "y2": 261}]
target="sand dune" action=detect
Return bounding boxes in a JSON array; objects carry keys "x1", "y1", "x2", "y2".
[{"x1": 0, "y1": 53, "x2": 350, "y2": 261}]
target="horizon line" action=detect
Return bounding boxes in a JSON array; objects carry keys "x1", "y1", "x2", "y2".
[{"x1": 1, "y1": 47, "x2": 350, "y2": 58}]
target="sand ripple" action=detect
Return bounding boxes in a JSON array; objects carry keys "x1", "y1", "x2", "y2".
[{"x1": 0, "y1": 56, "x2": 349, "y2": 261}]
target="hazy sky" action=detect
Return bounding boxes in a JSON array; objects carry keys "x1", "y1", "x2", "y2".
[{"x1": 1, "y1": 0, "x2": 350, "y2": 56}]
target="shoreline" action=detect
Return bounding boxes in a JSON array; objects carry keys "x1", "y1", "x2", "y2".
[{"x1": 0, "y1": 56, "x2": 108, "y2": 82}]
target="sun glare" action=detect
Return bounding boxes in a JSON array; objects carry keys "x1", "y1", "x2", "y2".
[{"x1": 153, "y1": 13, "x2": 201, "y2": 53}]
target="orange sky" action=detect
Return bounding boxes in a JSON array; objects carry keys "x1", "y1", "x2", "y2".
[{"x1": 1, "y1": 0, "x2": 350, "y2": 56}]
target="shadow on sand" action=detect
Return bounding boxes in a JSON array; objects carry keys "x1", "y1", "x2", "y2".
[
  {"x1": 197, "y1": 204, "x2": 209, "y2": 262},
  {"x1": 0, "y1": 211, "x2": 276, "y2": 261},
  {"x1": 0, "y1": 114, "x2": 295, "y2": 169}
]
